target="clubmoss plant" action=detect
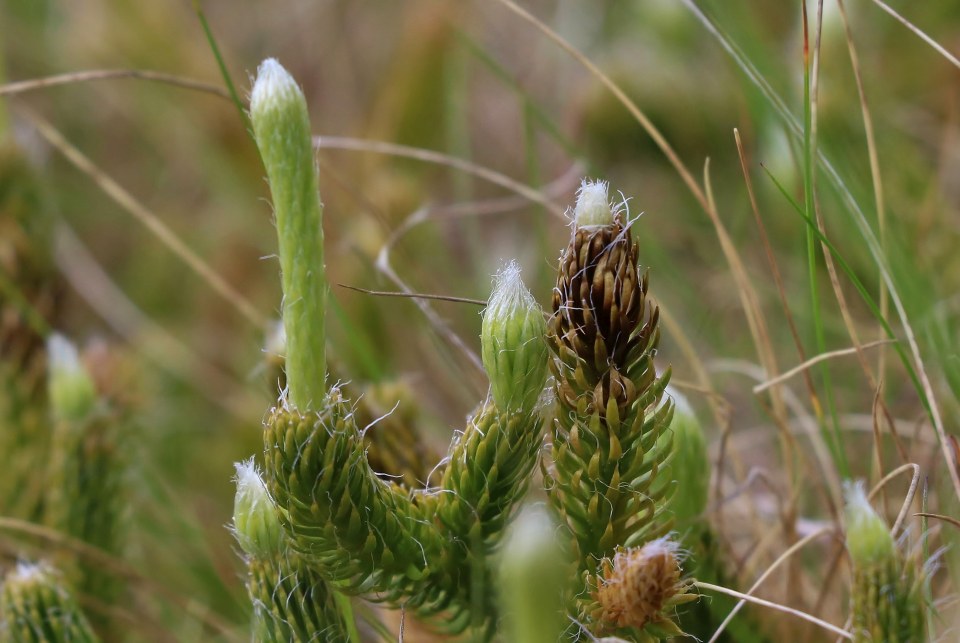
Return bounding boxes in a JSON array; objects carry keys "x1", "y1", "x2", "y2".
[
  {"x1": 43, "y1": 334, "x2": 127, "y2": 636},
  {"x1": 250, "y1": 57, "x2": 328, "y2": 410},
  {"x1": 481, "y1": 260, "x2": 549, "y2": 412},
  {"x1": 46, "y1": 334, "x2": 96, "y2": 423},
  {"x1": 544, "y1": 180, "x2": 678, "y2": 635},
  {"x1": 0, "y1": 561, "x2": 100, "y2": 643},
  {"x1": 252, "y1": 58, "x2": 549, "y2": 635},
  {"x1": 356, "y1": 379, "x2": 438, "y2": 487},
  {"x1": 258, "y1": 322, "x2": 438, "y2": 487},
  {"x1": 260, "y1": 264, "x2": 548, "y2": 631},
  {"x1": 496, "y1": 504, "x2": 572, "y2": 643},
  {"x1": 246, "y1": 59, "x2": 697, "y2": 640},
  {"x1": 660, "y1": 388, "x2": 707, "y2": 530},
  {"x1": 844, "y1": 481, "x2": 926, "y2": 643},
  {"x1": 233, "y1": 459, "x2": 348, "y2": 642}
]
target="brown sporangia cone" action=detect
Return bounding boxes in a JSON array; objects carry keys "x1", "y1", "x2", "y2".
[
  {"x1": 549, "y1": 182, "x2": 659, "y2": 421},
  {"x1": 546, "y1": 181, "x2": 678, "y2": 637}
]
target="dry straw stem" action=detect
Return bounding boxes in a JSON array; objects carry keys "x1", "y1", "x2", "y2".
[
  {"x1": 707, "y1": 359, "x2": 837, "y2": 568},
  {"x1": 809, "y1": 0, "x2": 909, "y2": 484},
  {"x1": 865, "y1": 0, "x2": 960, "y2": 69},
  {"x1": 914, "y1": 512, "x2": 960, "y2": 530},
  {"x1": 807, "y1": 0, "x2": 907, "y2": 492},
  {"x1": 707, "y1": 527, "x2": 835, "y2": 643},
  {"x1": 21, "y1": 109, "x2": 266, "y2": 330},
  {"x1": 834, "y1": 0, "x2": 888, "y2": 375},
  {"x1": 733, "y1": 128, "x2": 819, "y2": 414},
  {"x1": 0, "y1": 69, "x2": 230, "y2": 99},
  {"x1": 337, "y1": 283, "x2": 486, "y2": 307},
  {"x1": 314, "y1": 136, "x2": 564, "y2": 219},
  {"x1": 695, "y1": 581, "x2": 852, "y2": 640},
  {"x1": 686, "y1": 0, "x2": 960, "y2": 505},
  {"x1": 753, "y1": 339, "x2": 896, "y2": 394},
  {"x1": 866, "y1": 462, "x2": 920, "y2": 537}
]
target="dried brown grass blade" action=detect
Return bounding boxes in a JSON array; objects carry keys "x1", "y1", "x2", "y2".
[
  {"x1": 866, "y1": 0, "x2": 960, "y2": 69},
  {"x1": 315, "y1": 136, "x2": 564, "y2": 219},
  {"x1": 914, "y1": 512, "x2": 960, "y2": 530},
  {"x1": 734, "y1": 129, "x2": 818, "y2": 409},
  {"x1": 708, "y1": 527, "x2": 835, "y2": 643},
  {"x1": 753, "y1": 339, "x2": 896, "y2": 394},
  {"x1": 695, "y1": 581, "x2": 852, "y2": 639},
  {"x1": 337, "y1": 283, "x2": 486, "y2": 306},
  {"x1": 0, "y1": 69, "x2": 230, "y2": 98}
]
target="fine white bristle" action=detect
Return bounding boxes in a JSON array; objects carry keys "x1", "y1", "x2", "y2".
[
  {"x1": 574, "y1": 179, "x2": 614, "y2": 227},
  {"x1": 486, "y1": 260, "x2": 535, "y2": 318},
  {"x1": 250, "y1": 58, "x2": 301, "y2": 115}
]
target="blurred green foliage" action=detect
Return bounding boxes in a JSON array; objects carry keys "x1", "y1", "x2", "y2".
[{"x1": 1, "y1": 0, "x2": 959, "y2": 640}]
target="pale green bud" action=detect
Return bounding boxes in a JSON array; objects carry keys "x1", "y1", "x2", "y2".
[
  {"x1": 497, "y1": 505, "x2": 570, "y2": 643},
  {"x1": 233, "y1": 459, "x2": 284, "y2": 558},
  {"x1": 573, "y1": 179, "x2": 615, "y2": 227},
  {"x1": 47, "y1": 333, "x2": 97, "y2": 421},
  {"x1": 251, "y1": 58, "x2": 327, "y2": 410},
  {"x1": 843, "y1": 480, "x2": 894, "y2": 568},
  {"x1": 481, "y1": 262, "x2": 548, "y2": 411}
]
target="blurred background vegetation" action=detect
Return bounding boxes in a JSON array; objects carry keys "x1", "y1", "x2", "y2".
[{"x1": 1, "y1": 0, "x2": 959, "y2": 640}]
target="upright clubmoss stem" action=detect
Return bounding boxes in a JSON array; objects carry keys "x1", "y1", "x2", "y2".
[
  {"x1": 250, "y1": 58, "x2": 326, "y2": 409},
  {"x1": 497, "y1": 505, "x2": 571, "y2": 643}
]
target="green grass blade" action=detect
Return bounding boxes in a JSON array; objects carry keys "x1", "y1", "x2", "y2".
[
  {"x1": 761, "y1": 165, "x2": 926, "y2": 412},
  {"x1": 192, "y1": 1, "x2": 252, "y2": 136}
]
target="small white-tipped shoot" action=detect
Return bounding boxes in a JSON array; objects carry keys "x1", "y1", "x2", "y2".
[
  {"x1": 233, "y1": 459, "x2": 284, "y2": 559},
  {"x1": 844, "y1": 480, "x2": 926, "y2": 642},
  {"x1": 251, "y1": 58, "x2": 327, "y2": 410},
  {"x1": 843, "y1": 480, "x2": 894, "y2": 567},
  {"x1": 481, "y1": 261, "x2": 548, "y2": 411},
  {"x1": 574, "y1": 179, "x2": 614, "y2": 227},
  {"x1": 47, "y1": 333, "x2": 97, "y2": 421}
]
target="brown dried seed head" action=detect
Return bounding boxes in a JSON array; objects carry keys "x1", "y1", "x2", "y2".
[{"x1": 593, "y1": 539, "x2": 683, "y2": 631}]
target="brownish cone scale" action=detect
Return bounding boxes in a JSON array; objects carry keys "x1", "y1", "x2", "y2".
[{"x1": 550, "y1": 218, "x2": 658, "y2": 419}]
